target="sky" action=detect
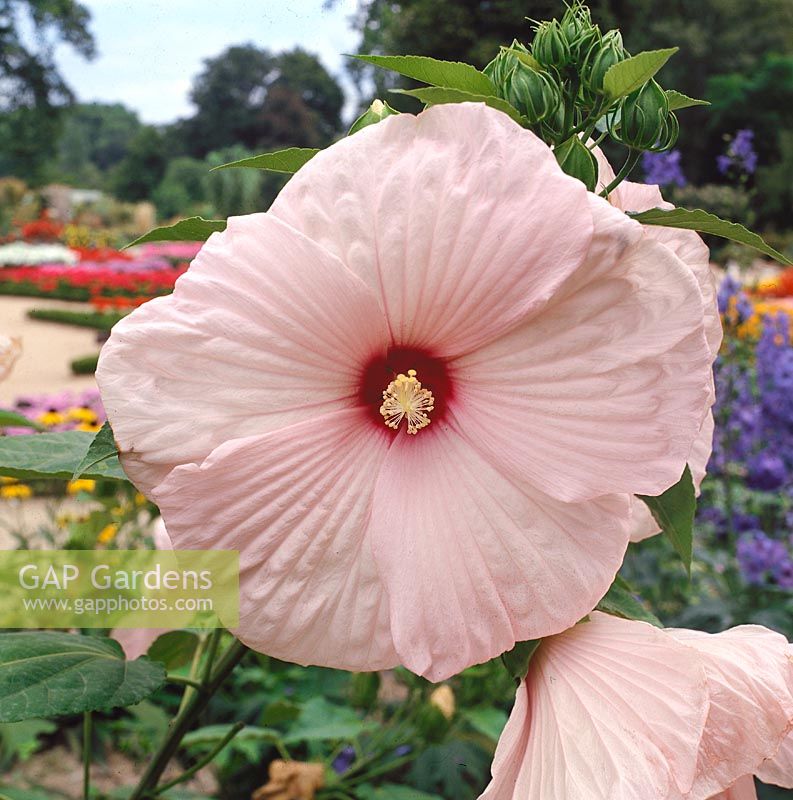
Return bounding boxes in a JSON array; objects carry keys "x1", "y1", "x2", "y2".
[{"x1": 55, "y1": 0, "x2": 362, "y2": 124}]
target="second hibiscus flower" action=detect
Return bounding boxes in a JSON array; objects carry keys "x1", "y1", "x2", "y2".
[{"x1": 97, "y1": 103, "x2": 714, "y2": 680}]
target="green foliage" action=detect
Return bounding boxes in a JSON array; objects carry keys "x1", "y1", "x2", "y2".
[
  {"x1": 27, "y1": 308, "x2": 125, "y2": 329},
  {"x1": 596, "y1": 576, "x2": 662, "y2": 625},
  {"x1": 128, "y1": 216, "x2": 226, "y2": 247},
  {"x1": 630, "y1": 207, "x2": 792, "y2": 264},
  {"x1": 354, "y1": 54, "x2": 496, "y2": 95},
  {"x1": 70, "y1": 353, "x2": 99, "y2": 375},
  {"x1": 0, "y1": 719, "x2": 55, "y2": 769},
  {"x1": 602, "y1": 48, "x2": 677, "y2": 100},
  {"x1": 358, "y1": 785, "x2": 443, "y2": 800},
  {"x1": 554, "y1": 135, "x2": 598, "y2": 190},
  {"x1": 665, "y1": 90, "x2": 709, "y2": 111},
  {"x1": 146, "y1": 631, "x2": 200, "y2": 670},
  {"x1": 205, "y1": 146, "x2": 284, "y2": 217},
  {"x1": 392, "y1": 87, "x2": 523, "y2": 124},
  {"x1": 0, "y1": 632, "x2": 165, "y2": 722},
  {"x1": 0, "y1": 430, "x2": 127, "y2": 481},
  {"x1": 349, "y1": 99, "x2": 400, "y2": 134},
  {"x1": 111, "y1": 126, "x2": 168, "y2": 202},
  {"x1": 638, "y1": 465, "x2": 696, "y2": 575},
  {"x1": 210, "y1": 146, "x2": 320, "y2": 173},
  {"x1": 0, "y1": 411, "x2": 43, "y2": 431},
  {"x1": 499, "y1": 640, "x2": 541, "y2": 684},
  {"x1": 152, "y1": 157, "x2": 209, "y2": 219},
  {"x1": 72, "y1": 421, "x2": 117, "y2": 480}
]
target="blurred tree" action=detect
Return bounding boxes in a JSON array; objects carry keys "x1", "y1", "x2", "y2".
[
  {"x1": 55, "y1": 102, "x2": 142, "y2": 187},
  {"x1": 175, "y1": 44, "x2": 344, "y2": 157},
  {"x1": 152, "y1": 156, "x2": 208, "y2": 219},
  {"x1": 0, "y1": 0, "x2": 95, "y2": 182},
  {"x1": 111, "y1": 126, "x2": 167, "y2": 202}
]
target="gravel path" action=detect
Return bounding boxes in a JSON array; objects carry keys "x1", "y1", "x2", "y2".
[{"x1": 0, "y1": 296, "x2": 101, "y2": 404}]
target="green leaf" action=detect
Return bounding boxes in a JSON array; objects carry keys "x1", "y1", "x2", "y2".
[
  {"x1": 0, "y1": 632, "x2": 166, "y2": 722},
  {"x1": 0, "y1": 788, "x2": 56, "y2": 800},
  {"x1": 182, "y1": 724, "x2": 281, "y2": 749},
  {"x1": 126, "y1": 217, "x2": 226, "y2": 248},
  {"x1": 500, "y1": 46, "x2": 544, "y2": 72},
  {"x1": 354, "y1": 54, "x2": 496, "y2": 95},
  {"x1": 500, "y1": 639, "x2": 541, "y2": 684},
  {"x1": 261, "y1": 699, "x2": 300, "y2": 726},
  {"x1": 665, "y1": 90, "x2": 709, "y2": 111},
  {"x1": 282, "y1": 696, "x2": 371, "y2": 744},
  {"x1": 0, "y1": 718, "x2": 55, "y2": 762},
  {"x1": 603, "y1": 48, "x2": 678, "y2": 100},
  {"x1": 629, "y1": 207, "x2": 792, "y2": 265},
  {"x1": 0, "y1": 431, "x2": 127, "y2": 482},
  {"x1": 462, "y1": 706, "x2": 507, "y2": 742},
  {"x1": 146, "y1": 631, "x2": 200, "y2": 670},
  {"x1": 637, "y1": 465, "x2": 696, "y2": 575},
  {"x1": 349, "y1": 99, "x2": 400, "y2": 135},
  {"x1": 357, "y1": 785, "x2": 443, "y2": 800},
  {"x1": 596, "y1": 576, "x2": 661, "y2": 626},
  {"x1": 554, "y1": 136, "x2": 598, "y2": 191},
  {"x1": 210, "y1": 146, "x2": 320, "y2": 173},
  {"x1": 0, "y1": 411, "x2": 44, "y2": 432},
  {"x1": 391, "y1": 87, "x2": 524, "y2": 124},
  {"x1": 72, "y1": 421, "x2": 117, "y2": 480}
]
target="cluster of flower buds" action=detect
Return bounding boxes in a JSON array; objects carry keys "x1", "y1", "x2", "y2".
[{"x1": 485, "y1": 1, "x2": 682, "y2": 190}]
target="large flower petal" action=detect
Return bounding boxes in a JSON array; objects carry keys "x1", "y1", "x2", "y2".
[
  {"x1": 667, "y1": 626, "x2": 793, "y2": 800},
  {"x1": 270, "y1": 102, "x2": 594, "y2": 356},
  {"x1": 97, "y1": 214, "x2": 389, "y2": 496},
  {"x1": 479, "y1": 613, "x2": 709, "y2": 800},
  {"x1": 152, "y1": 408, "x2": 399, "y2": 672},
  {"x1": 708, "y1": 776, "x2": 758, "y2": 800},
  {"x1": 369, "y1": 424, "x2": 630, "y2": 681},
  {"x1": 454, "y1": 197, "x2": 712, "y2": 503},
  {"x1": 756, "y1": 729, "x2": 793, "y2": 788}
]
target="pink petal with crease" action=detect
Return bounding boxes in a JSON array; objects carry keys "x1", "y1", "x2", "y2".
[
  {"x1": 97, "y1": 213, "x2": 389, "y2": 496},
  {"x1": 271, "y1": 102, "x2": 594, "y2": 356},
  {"x1": 454, "y1": 196, "x2": 712, "y2": 503},
  {"x1": 153, "y1": 408, "x2": 398, "y2": 672}
]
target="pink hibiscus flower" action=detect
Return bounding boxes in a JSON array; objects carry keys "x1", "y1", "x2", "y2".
[
  {"x1": 593, "y1": 146, "x2": 722, "y2": 543},
  {"x1": 479, "y1": 612, "x2": 793, "y2": 800},
  {"x1": 97, "y1": 103, "x2": 713, "y2": 680}
]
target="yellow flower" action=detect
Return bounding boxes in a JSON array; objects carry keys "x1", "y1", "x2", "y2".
[
  {"x1": 1, "y1": 484, "x2": 32, "y2": 499},
  {"x1": 76, "y1": 420, "x2": 102, "y2": 433},
  {"x1": 97, "y1": 523, "x2": 118, "y2": 544},
  {"x1": 429, "y1": 684, "x2": 456, "y2": 720},
  {"x1": 134, "y1": 492, "x2": 147, "y2": 506},
  {"x1": 67, "y1": 479, "x2": 96, "y2": 495},
  {"x1": 67, "y1": 406, "x2": 98, "y2": 424},
  {"x1": 110, "y1": 504, "x2": 129, "y2": 518},
  {"x1": 38, "y1": 410, "x2": 65, "y2": 427},
  {"x1": 0, "y1": 476, "x2": 18, "y2": 485}
]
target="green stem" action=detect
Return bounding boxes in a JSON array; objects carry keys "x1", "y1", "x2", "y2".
[
  {"x1": 166, "y1": 674, "x2": 205, "y2": 691},
  {"x1": 599, "y1": 148, "x2": 641, "y2": 197},
  {"x1": 129, "y1": 638, "x2": 249, "y2": 800},
  {"x1": 154, "y1": 721, "x2": 245, "y2": 795},
  {"x1": 83, "y1": 711, "x2": 92, "y2": 800}
]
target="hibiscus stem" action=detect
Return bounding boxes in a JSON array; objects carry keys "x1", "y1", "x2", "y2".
[
  {"x1": 128, "y1": 636, "x2": 249, "y2": 800},
  {"x1": 599, "y1": 148, "x2": 642, "y2": 197}
]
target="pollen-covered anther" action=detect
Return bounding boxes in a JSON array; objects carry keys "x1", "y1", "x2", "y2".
[{"x1": 379, "y1": 368, "x2": 435, "y2": 434}]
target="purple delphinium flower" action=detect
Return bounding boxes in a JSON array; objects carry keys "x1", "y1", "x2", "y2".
[
  {"x1": 717, "y1": 129, "x2": 758, "y2": 176},
  {"x1": 737, "y1": 531, "x2": 789, "y2": 585},
  {"x1": 746, "y1": 451, "x2": 787, "y2": 491},
  {"x1": 642, "y1": 149, "x2": 687, "y2": 187}
]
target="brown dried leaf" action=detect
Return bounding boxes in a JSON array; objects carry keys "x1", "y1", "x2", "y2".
[{"x1": 252, "y1": 760, "x2": 326, "y2": 800}]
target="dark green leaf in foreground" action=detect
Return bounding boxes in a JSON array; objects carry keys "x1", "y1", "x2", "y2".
[
  {"x1": 126, "y1": 216, "x2": 226, "y2": 248},
  {"x1": 391, "y1": 87, "x2": 524, "y2": 124},
  {"x1": 354, "y1": 54, "x2": 496, "y2": 95},
  {"x1": 0, "y1": 430, "x2": 127, "y2": 481},
  {"x1": 72, "y1": 421, "x2": 117, "y2": 480},
  {"x1": 357, "y1": 785, "x2": 443, "y2": 800},
  {"x1": 210, "y1": 146, "x2": 320, "y2": 173},
  {"x1": 630, "y1": 207, "x2": 792, "y2": 265},
  {"x1": 665, "y1": 90, "x2": 709, "y2": 111},
  {"x1": 0, "y1": 411, "x2": 44, "y2": 432},
  {"x1": 0, "y1": 632, "x2": 166, "y2": 722},
  {"x1": 602, "y1": 48, "x2": 678, "y2": 100},
  {"x1": 500, "y1": 639, "x2": 541, "y2": 684},
  {"x1": 145, "y1": 630, "x2": 200, "y2": 670},
  {"x1": 182, "y1": 724, "x2": 281, "y2": 750},
  {"x1": 637, "y1": 465, "x2": 696, "y2": 575},
  {"x1": 596, "y1": 576, "x2": 662, "y2": 626}
]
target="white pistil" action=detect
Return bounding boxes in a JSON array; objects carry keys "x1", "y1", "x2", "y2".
[{"x1": 380, "y1": 369, "x2": 435, "y2": 435}]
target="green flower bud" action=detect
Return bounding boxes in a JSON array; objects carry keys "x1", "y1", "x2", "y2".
[
  {"x1": 617, "y1": 79, "x2": 670, "y2": 150},
  {"x1": 484, "y1": 39, "x2": 528, "y2": 90},
  {"x1": 532, "y1": 20, "x2": 570, "y2": 70},
  {"x1": 504, "y1": 63, "x2": 561, "y2": 123},
  {"x1": 560, "y1": 2, "x2": 600, "y2": 61},
  {"x1": 583, "y1": 29, "x2": 625, "y2": 96},
  {"x1": 554, "y1": 135, "x2": 598, "y2": 191}
]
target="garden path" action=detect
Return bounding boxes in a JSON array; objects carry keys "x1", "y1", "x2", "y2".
[{"x1": 0, "y1": 295, "x2": 100, "y2": 404}]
